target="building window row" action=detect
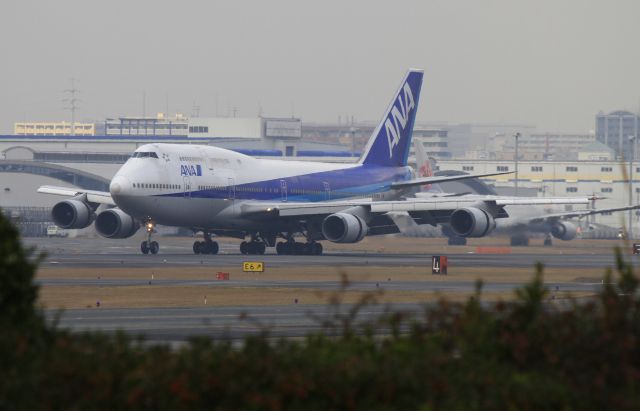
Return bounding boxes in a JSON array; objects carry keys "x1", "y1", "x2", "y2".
[
  {"x1": 601, "y1": 166, "x2": 612, "y2": 172},
  {"x1": 497, "y1": 166, "x2": 509, "y2": 172},
  {"x1": 566, "y1": 187, "x2": 578, "y2": 193},
  {"x1": 601, "y1": 187, "x2": 613, "y2": 193},
  {"x1": 566, "y1": 166, "x2": 578, "y2": 172},
  {"x1": 462, "y1": 166, "x2": 474, "y2": 171},
  {"x1": 531, "y1": 166, "x2": 543, "y2": 172},
  {"x1": 189, "y1": 126, "x2": 209, "y2": 133}
]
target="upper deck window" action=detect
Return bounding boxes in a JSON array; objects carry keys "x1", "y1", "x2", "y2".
[{"x1": 132, "y1": 152, "x2": 159, "y2": 158}]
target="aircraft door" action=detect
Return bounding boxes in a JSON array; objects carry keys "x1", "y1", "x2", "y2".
[
  {"x1": 323, "y1": 181, "x2": 331, "y2": 200},
  {"x1": 198, "y1": 148, "x2": 214, "y2": 172},
  {"x1": 183, "y1": 176, "x2": 191, "y2": 198},
  {"x1": 280, "y1": 179, "x2": 287, "y2": 202},
  {"x1": 227, "y1": 177, "x2": 235, "y2": 201}
]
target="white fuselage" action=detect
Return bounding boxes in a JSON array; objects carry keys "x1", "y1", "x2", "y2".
[{"x1": 109, "y1": 143, "x2": 411, "y2": 231}]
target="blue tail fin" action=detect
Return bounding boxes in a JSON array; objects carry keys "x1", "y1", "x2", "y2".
[{"x1": 359, "y1": 69, "x2": 424, "y2": 167}]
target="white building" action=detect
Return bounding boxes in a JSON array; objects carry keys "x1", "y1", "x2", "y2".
[{"x1": 437, "y1": 157, "x2": 640, "y2": 231}]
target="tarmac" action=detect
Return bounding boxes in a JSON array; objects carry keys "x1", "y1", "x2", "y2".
[{"x1": 26, "y1": 237, "x2": 638, "y2": 270}]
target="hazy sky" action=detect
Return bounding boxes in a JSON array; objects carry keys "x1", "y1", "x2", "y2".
[{"x1": 1, "y1": 0, "x2": 639, "y2": 134}]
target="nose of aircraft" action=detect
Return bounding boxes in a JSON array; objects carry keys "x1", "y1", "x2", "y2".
[{"x1": 110, "y1": 175, "x2": 131, "y2": 197}]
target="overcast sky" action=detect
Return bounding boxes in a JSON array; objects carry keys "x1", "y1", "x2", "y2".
[{"x1": 1, "y1": 0, "x2": 639, "y2": 134}]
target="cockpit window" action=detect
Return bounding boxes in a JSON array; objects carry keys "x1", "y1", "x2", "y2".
[{"x1": 132, "y1": 152, "x2": 159, "y2": 158}]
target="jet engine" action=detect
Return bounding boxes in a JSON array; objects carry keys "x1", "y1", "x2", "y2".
[
  {"x1": 95, "y1": 208, "x2": 139, "y2": 239},
  {"x1": 51, "y1": 199, "x2": 94, "y2": 229},
  {"x1": 449, "y1": 207, "x2": 496, "y2": 237},
  {"x1": 322, "y1": 212, "x2": 368, "y2": 243},
  {"x1": 550, "y1": 221, "x2": 577, "y2": 241}
]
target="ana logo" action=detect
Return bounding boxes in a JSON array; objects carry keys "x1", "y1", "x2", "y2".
[
  {"x1": 180, "y1": 164, "x2": 202, "y2": 177},
  {"x1": 384, "y1": 82, "x2": 415, "y2": 158}
]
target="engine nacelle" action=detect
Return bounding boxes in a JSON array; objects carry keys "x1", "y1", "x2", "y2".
[
  {"x1": 449, "y1": 207, "x2": 496, "y2": 237},
  {"x1": 95, "y1": 208, "x2": 140, "y2": 239},
  {"x1": 551, "y1": 221, "x2": 577, "y2": 241},
  {"x1": 322, "y1": 213, "x2": 368, "y2": 243},
  {"x1": 51, "y1": 200, "x2": 94, "y2": 229}
]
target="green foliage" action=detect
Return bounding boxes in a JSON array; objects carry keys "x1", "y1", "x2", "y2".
[
  {"x1": 0, "y1": 209, "x2": 50, "y2": 409},
  {"x1": 2, "y1": 208, "x2": 640, "y2": 409}
]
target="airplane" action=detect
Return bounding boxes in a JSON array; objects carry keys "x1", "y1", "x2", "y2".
[
  {"x1": 38, "y1": 68, "x2": 596, "y2": 255},
  {"x1": 411, "y1": 140, "x2": 640, "y2": 246}
]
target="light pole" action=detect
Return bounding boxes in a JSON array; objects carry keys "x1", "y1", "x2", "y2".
[
  {"x1": 629, "y1": 135, "x2": 636, "y2": 239},
  {"x1": 514, "y1": 132, "x2": 520, "y2": 196}
]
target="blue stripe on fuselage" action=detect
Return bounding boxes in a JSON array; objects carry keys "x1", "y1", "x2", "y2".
[{"x1": 158, "y1": 164, "x2": 412, "y2": 201}]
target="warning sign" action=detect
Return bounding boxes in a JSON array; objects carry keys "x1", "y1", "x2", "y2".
[{"x1": 243, "y1": 261, "x2": 264, "y2": 272}]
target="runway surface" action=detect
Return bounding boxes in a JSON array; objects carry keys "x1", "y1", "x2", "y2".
[
  {"x1": 37, "y1": 277, "x2": 602, "y2": 293},
  {"x1": 26, "y1": 237, "x2": 639, "y2": 270},
  {"x1": 46, "y1": 304, "x2": 421, "y2": 342}
]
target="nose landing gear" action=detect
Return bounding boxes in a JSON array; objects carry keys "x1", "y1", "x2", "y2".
[{"x1": 141, "y1": 221, "x2": 159, "y2": 254}]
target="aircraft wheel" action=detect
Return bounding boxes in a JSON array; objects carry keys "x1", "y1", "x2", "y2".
[
  {"x1": 193, "y1": 241, "x2": 202, "y2": 254},
  {"x1": 312, "y1": 242, "x2": 323, "y2": 255},
  {"x1": 141, "y1": 241, "x2": 150, "y2": 255},
  {"x1": 257, "y1": 242, "x2": 266, "y2": 255},
  {"x1": 208, "y1": 241, "x2": 219, "y2": 255},
  {"x1": 543, "y1": 238, "x2": 553, "y2": 247},
  {"x1": 303, "y1": 243, "x2": 314, "y2": 255},
  {"x1": 150, "y1": 241, "x2": 159, "y2": 255},
  {"x1": 276, "y1": 242, "x2": 285, "y2": 255},
  {"x1": 240, "y1": 241, "x2": 249, "y2": 255}
]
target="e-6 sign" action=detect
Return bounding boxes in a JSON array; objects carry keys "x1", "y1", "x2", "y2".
[{"x1": 243, "y1": 261, "x2": 264, "y2": 272}]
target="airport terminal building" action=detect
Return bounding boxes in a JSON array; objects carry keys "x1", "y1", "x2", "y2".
[{"x1": 437, "y1": 155, "x2": 638, "y2": 233}]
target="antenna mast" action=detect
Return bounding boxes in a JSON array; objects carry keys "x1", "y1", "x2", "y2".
[{"x1": 63, "y1": 78, "x2": 80, "y2": 136}]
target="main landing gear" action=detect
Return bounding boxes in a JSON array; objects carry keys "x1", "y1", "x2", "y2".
[
  {"x1": 240, "y1": 240, "x2": 266, "y2": 255},
  {"x1": 240, "y1": 233, "x2": 267, "y2": 255},
  {"x1": 276, "y1": 240, "x2": 323, "y2": 255},
  {"x1": 141, "y1": 221, "x2": 159, "y2": 255},
  {"x1": 193, "y1": 232, "x2": 219, "y2": 255},
  {"x1": 543, "y1": 234, "x2": 553, "y2": 247}
]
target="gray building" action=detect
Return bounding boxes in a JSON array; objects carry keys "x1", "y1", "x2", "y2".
[{"x1": 596, "y1": 110, "x2": 640, "y2": 160}]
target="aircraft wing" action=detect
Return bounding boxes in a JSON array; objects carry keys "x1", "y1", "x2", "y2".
[
  {"x1": 37, "y1": 185, "x2": 115, "y2": 206},
  {"x1": 389, "y1": 171, "x2": 512, "y2": 189},
  {"x1": 239, "y1": 195, "x2": 593, "y2": 220},
  {"x1": 527, "y1": 204, "x2": 640, "y2": 224}
]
